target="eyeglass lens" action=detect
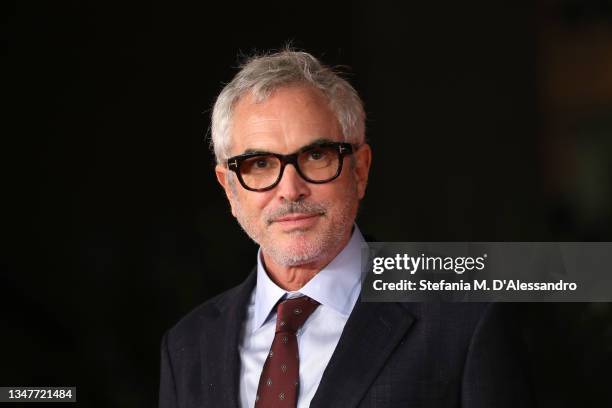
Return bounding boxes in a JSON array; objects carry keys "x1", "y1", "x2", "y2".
[{"x1": 239, "y1": 145, "x2": 340, "y2": 190}]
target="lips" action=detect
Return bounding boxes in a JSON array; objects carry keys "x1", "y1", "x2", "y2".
[
  {"x1": 273, "y1": 213, "x2": 320, "y2": 222},
  {"x1": 271, "y1": 212, "x2": 323, "y2": 230}
]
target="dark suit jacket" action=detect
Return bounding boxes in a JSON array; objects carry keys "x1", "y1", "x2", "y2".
[{"x1": 159, "y1": 269, "x2": 533, "y2": 407}]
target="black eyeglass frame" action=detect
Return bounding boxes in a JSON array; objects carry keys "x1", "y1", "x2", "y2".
[{"x1": 226, "y1": 142, "x2": 355, "y2": 192}]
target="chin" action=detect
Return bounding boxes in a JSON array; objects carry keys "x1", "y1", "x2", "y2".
[{"x1": 266, "y1": 238, "x2": 327, "y2": 267}]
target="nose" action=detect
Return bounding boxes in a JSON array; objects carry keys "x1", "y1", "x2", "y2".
[{"x1": 276, "y1": 163, "x2": 311, "y2": 202}]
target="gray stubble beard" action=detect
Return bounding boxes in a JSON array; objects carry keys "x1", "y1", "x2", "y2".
[{"x1": 231, "y1": 181, "x2": 358, "y2": 268}]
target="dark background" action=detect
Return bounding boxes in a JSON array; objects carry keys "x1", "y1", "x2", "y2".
[{"x1": 3, "y1": 0, "x2": 612, "y2": 406}]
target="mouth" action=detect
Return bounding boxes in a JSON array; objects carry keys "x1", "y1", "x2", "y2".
[{"x1": 271, "y1": 213, "x2": 323, "y2": 230}]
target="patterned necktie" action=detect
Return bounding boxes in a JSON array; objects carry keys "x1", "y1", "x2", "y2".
[{"x1": 255, "y1": 296, "x2": 320, "y2": 407}]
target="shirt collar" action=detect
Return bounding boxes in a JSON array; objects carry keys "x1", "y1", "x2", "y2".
[{"x1": 253, "y1": 225, "x2": 365, "y2": 332}]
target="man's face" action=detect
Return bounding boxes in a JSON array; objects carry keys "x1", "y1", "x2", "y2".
[{"x1": 215, "y1": 85, "x2": 371, "y2": 267}]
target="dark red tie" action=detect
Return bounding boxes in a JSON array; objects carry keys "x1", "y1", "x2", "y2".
[{"x1": 255, "y1": 296, "x2": 320, "y2": 407}]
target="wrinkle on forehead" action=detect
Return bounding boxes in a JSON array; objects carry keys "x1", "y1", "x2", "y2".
[{"x1": 229, "y1": 85, "x2": 343, "y2": 156}]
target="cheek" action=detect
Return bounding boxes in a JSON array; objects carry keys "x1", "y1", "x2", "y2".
[
  {"x1": 315, "y1": 185, "x2": 355, "y2": 215},
  {"x1": 236, "y1": 191, "x2": 273, "y2": 216},
  {"x1": 329, "y1": 173, "x2": 358, "y2": 199}
]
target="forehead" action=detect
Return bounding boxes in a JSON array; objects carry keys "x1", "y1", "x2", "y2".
[{"x1": 229, "y1": 84, "x2": 343, "y2": 155}]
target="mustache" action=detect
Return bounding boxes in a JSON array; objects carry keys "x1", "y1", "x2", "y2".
[{"x1": 266, "y1": 201, "x2": 327, "y2": 225}]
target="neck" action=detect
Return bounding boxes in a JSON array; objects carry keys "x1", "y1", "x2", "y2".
[{"x1": 262, "y1": 230, "x2": 353, "y2": 291}]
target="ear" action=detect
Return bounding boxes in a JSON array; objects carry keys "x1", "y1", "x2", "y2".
[
  {"x1": 215, "y1": 164, "x2": 238, "y2": 217},
  {"x1": 352, "y1": 143, "x2": 372, "y2": 199}
]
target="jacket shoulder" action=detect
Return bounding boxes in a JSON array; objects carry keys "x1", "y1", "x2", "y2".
[{"x1": 164, "y1": 276, "x2": 253, "y2": 351}]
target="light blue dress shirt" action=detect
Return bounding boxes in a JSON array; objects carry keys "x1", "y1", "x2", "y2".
[{"x1": 238, "y1": 225, "x2": 365, "y2": 408}]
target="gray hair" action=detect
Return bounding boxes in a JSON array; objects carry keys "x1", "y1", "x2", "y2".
[{"x1": 210, "y1": 49, "x2": 366, "y2": 164}]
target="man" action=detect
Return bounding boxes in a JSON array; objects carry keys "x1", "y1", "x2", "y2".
[{"x1": 159, "y1": 50, "x2": 532, "y2": 407}]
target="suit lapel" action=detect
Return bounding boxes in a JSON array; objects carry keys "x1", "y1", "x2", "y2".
[
  {"x1": 200, "y1": 269, "x2": 256, "y2": 408},
  {"x1": 310, "y1": 300, "x2": 415, "y2": 408}
]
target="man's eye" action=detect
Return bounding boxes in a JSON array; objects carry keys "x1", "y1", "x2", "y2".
[
  {"x1": 308, "y1": 150, "x2": 325, "y2": 160},
  {"x1": 255, "y1": 159, "x2": 269, "y2": 168}
]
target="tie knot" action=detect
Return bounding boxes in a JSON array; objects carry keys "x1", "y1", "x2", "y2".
[{"x1": 275, "y1": 296, "x2": 320, "y2": 333}]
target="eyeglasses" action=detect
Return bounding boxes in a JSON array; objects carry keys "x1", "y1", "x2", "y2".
[{"x1": 226, "y1": 142, "x2": 355, "y2": 192}]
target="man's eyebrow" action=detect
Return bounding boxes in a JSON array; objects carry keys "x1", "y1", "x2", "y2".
[
  {"x1": 298, "y1": 138, "x2": 335, "y2": 152},
  {"x1": 242, "y1": 148, "x2": 272, "y2": 155},
  {"x1": 240, "y1": 138, "x2": 335, "y2": 156}
]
